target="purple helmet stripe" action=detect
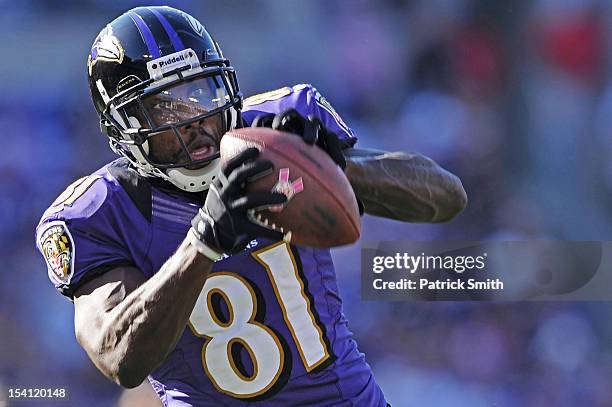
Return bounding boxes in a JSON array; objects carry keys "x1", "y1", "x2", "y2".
[
  {"x1": 148, "y1": 8, "x2": 185, "y2": 52},
  {"x1": 127, "y1": 11, "x2": 161, "y2": 58}
]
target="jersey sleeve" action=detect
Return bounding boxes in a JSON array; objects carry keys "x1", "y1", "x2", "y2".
[
  {"x1": 35, "y1": 172, "x2": 150, "y2": 299},
  {"x1": 241, "y1": 84, "x2": 357, "y2": 148}
]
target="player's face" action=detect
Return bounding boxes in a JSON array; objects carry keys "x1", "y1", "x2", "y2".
[
  {"x1": 139, "y1": 76, "x2": 230, "y2": 168},
  {"x1": 146, "y1": 113, "x2": 224, "y2": 169}
]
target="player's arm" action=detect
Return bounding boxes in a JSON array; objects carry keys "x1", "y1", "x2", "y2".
[
  {"x1": 73, "y1": 148, "x2": 286, "y2": 388},
  {"x1": 252, "y1": 109, "x2": 467, "y2": 223},
  {"x1": 74, "y1": 241, "x2": 213, "y2": 388},
  {"x1": 344, "y1": 147, "x2": 467, "y2": 222}
]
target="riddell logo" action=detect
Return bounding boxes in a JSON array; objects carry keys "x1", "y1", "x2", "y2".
[
  {"x1": 159, "y1": 54, "x2": 186, "y2": 68},
  {"x1": 147, "y1": 48, "x2": 199, "y2": 80}
]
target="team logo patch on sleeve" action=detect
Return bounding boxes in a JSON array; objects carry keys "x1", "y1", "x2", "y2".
[{"x1": 39, "y1": 222, "x2": 74, "y2": 284}]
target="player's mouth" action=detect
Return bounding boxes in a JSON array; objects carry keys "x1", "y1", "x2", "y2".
[
  {"x1": 189, "y1": 144, "x2": 217, "y2": 160},
  {"x1": 183, "y1": 135, "x2": 219, "y2": 169},
  {"x1": 187, "y1": 130, "x2": 219, "y2": 160}
]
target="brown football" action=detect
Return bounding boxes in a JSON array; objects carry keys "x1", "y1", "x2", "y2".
[{"x1": 220, "y1": 127, "x2": 361, "y2": 248}]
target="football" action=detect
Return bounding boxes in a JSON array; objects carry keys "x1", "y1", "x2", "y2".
[{"x1": 220, "y1": 127, "x2": 361, "y2": 247}]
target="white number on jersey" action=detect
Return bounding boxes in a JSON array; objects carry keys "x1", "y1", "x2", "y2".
[{"x1": 188, "y1": 242, "x2": 331, "y2": 398}]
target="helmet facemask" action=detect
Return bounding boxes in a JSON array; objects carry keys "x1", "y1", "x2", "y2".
[{"x1": 100, "y1": 52, "x2": 242, "y2": 192}]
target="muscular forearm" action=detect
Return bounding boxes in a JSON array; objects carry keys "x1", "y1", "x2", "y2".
[
  {"x1": 77, "y1": 239, "x2": 213, "y2": 388},
  {"x1": 345, "y1": 150, "x2": 467, "y2": 222}
]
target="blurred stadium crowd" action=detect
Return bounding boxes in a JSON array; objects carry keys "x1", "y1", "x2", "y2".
[{"x1": 3, "y1": 0, "x2": 612, "y2": 405}]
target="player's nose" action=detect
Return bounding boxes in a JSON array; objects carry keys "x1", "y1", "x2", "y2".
[{"x1": 178, "y1": 123, "x2": 197, "y2": 141}]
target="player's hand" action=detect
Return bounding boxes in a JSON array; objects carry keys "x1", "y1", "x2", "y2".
[
  {"x1": 251, "y1": 109, "x2": 347, "y2": 170},
  {"x1": 189, "y1": 148, "x2": 287, "y2": 256}
]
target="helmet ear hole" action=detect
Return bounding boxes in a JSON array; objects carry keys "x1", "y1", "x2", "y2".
[{"x1": 100, "y1": 119, "x2": 119, "y2": 138}]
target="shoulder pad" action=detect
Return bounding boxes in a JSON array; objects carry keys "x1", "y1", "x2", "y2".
[
  {"x1": 242, "y1": 84, "x2": 357, "y2": 146},
  {"x1": 243, "y1": 86, "x2": 294, "y2": 107}
]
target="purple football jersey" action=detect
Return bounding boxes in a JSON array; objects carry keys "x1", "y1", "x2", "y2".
[{"x1": 36, "y1": 84, "x2": 386, "y2": 406}]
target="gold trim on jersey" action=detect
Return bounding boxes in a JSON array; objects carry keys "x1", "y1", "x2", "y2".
[
  {"x1": 188, "y1": 271, "x2": 285, "y2": 399},
  {"x1": 227, "y1": 337, "x2": 258, "y2": 382},
  {"x1": 207, "y1": 288, "x2": 234, "y2": 328},
  {"x1": 251, "y1": 241, "x2": 331, "y2": 372},
  {"x1": 52, "y1": 175, "x2": 102, "y2": 208}
]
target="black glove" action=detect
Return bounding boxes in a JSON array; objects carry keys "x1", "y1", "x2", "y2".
[
  {"x1": 190, "y1": 148, "x2": 287, "y2": 256},
  {"x1": 251, "y1": 109, "x2": 347, "y2": 170}
]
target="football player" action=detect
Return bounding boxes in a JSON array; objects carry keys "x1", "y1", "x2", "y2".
[{"x1": 36, "y1": 6, "x2": 466, "y2": 406}]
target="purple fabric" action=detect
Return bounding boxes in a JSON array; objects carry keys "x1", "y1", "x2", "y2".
[
  {"x1": 36, "y1": 85, "x2": 385, "y2": 406},
  {"x1": 241, "y1": 84, "x2": 357, "y2": 146}
]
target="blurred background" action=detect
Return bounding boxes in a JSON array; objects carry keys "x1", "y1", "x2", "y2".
[{"x1": 2, "y1": 0, "x2": 612, "y2": 405}]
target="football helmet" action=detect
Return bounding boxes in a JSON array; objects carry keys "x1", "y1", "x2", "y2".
[{"x1": 88, "y1": 6, "x2": 242, "y2": 192}]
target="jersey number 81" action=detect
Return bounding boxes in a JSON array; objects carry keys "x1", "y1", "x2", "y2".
[{"x1": 188, "y1": 242, "x2": 331, "y2": 399}]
